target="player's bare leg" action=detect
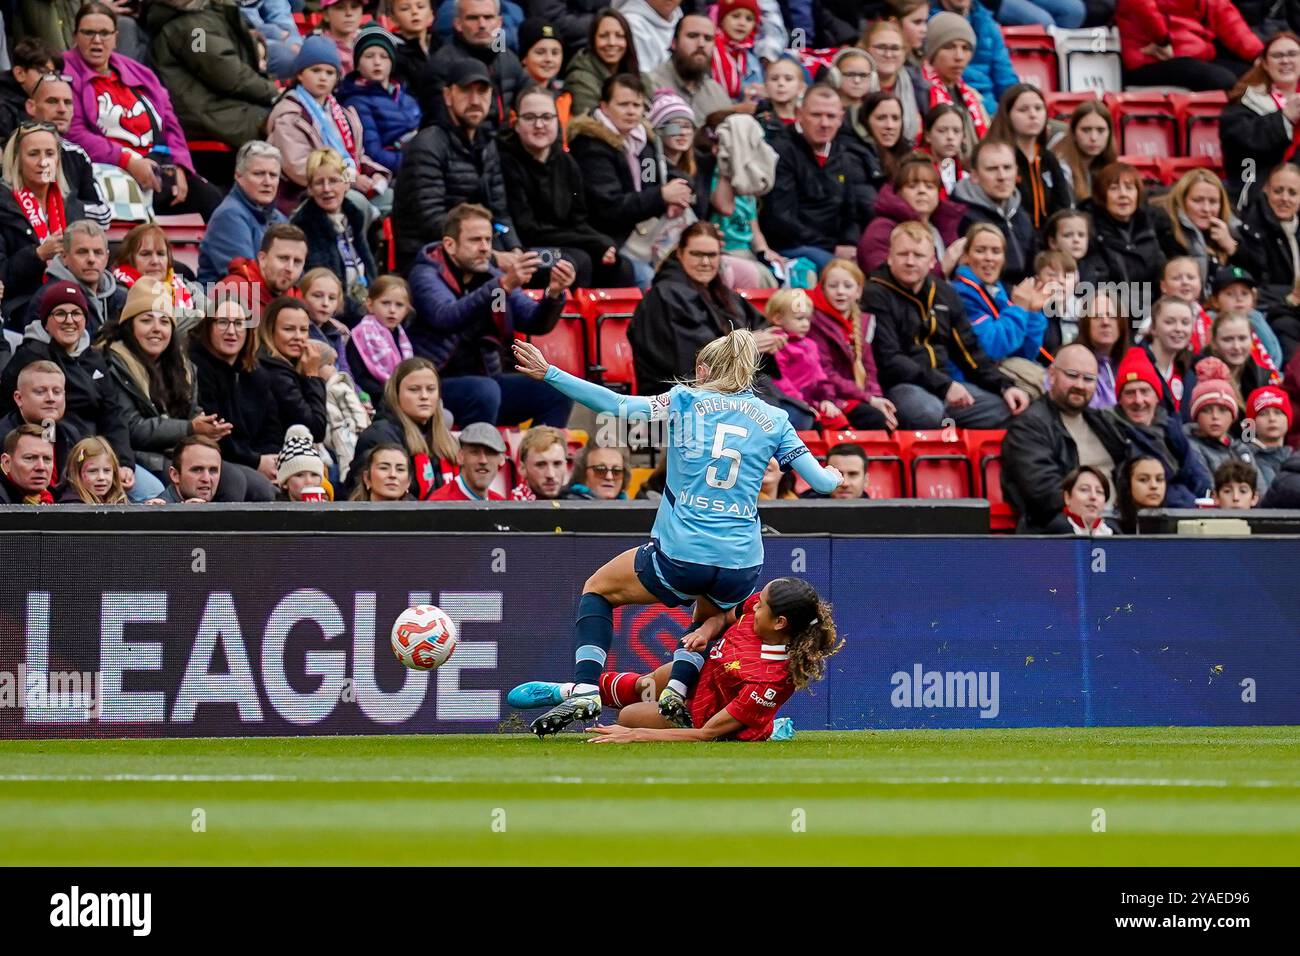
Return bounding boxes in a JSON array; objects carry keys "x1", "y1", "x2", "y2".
[
  {"x1": 530, "y1": 548, "x2": 658, "y2": 737},
  {"x1": 659, "y1": 596, "x2": 723, "y2": 728},
  {"x1": 615, "y1": 702, "x2": 673, "y2": 730}
]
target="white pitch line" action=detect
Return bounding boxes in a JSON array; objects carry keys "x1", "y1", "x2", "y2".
[{"x1": 0, "y1": 774, "x2": 1297, "y2": 788}]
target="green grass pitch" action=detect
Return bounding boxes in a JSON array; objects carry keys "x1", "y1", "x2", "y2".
[{"x1": 1, "y1": 727, "x2": 1296, "y2": 866}]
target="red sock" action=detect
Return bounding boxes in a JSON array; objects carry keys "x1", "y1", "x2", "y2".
[{"x1": 599, "y1": 672, "x2": 642, "y2": 707}]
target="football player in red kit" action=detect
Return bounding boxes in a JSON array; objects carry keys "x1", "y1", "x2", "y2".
[{"x1": 508, "y1": 578, "x2": 841, "y2": 742}]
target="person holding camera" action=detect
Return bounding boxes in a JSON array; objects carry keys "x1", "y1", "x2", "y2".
[
  {"x1": 498, "y1": 86, "x2": 633, "y2": 288},
  {"x1": 62, "y1": 2, "x2": 223, "y2": 219},
  {"x1": 408, "y1": 202, "x2": 575, "y2": 429}
]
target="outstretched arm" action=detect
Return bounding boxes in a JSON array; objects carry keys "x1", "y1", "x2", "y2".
[
  {"x1": 587, "y1": 710, "x2": 746, "y2": 743},
  {"x1": 513, "y1": 340, "x2": 663, "y2": 419},
  {"x1": 774, "y1": 417, "x2": 845, "y2": 498}
]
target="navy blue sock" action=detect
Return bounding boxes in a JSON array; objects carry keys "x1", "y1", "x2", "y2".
[
  {"x1": 573, "y1": 592, "x2": 614, "y2": 688},
  {"x1": 666, "y1": 647, "x2": 705, "y2": 698}
]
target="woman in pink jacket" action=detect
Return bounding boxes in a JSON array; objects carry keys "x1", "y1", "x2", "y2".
[
  {"x1": 1117, "y1": 0, "x2": 1263, "y2": 91},
  {"x1": 63, "y1": 1, "x2": 223, "y2": 218}
]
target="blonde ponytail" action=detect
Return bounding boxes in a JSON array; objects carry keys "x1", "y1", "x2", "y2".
[{"x1": 691, "y1": 328, "x2": 761, "y2": 394}]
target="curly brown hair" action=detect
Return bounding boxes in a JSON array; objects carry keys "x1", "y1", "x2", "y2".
[{"x1": 765, "y1": 578, "x2": 843, "y2": 690}]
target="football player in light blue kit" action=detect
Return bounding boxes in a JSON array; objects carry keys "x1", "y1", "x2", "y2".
[{"x1": 510, "y1": 330, "x2": 844, "y2": 735}]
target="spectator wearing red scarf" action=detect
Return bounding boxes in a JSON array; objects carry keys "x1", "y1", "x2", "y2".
[
  {"x1": 1, "y1": 121, "x2": 87, "y2": 330},
  {"x1": 711, "y1": 0, "x2": 763, "y2": 104}
]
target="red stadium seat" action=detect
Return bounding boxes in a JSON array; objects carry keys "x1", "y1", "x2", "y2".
[
  {"x1": 798, "y1": 430, "x2": 828, "y2": 459},
  {"x1": 897, "y1": 429, "x2": 972, "y2": 500},
  {"x1": 1158, "y1": 155, "x2": 1225, "y2": 186},
  {"x1": 826, "y1": 429, "x2": 906, "y2": 498},
  {"x1": 1044, "y1": 90, "x2": 1099, "y2": 122},
  {"x1": 1105, "y1": 93, "x2": 1178, "y2": 158},
  {"x1": 1170, "y1": 91, "x2": 1227, "y2": 163},
  {"x1": 1118, "y1": 154, "x2": 1163, "y2": 186},
  {"x1": 155, "y1": 213, "x2": 206, "y2": 274},
  {"x1": 964, "y1": 430, "x2": 1016, "y2": 532},
  {"x1": 1002, "y1": 26, "x2": 1059, "y2": 93},
  {"x1": 737, "y1": 288, "x2": 777, "y2": 312},
  {"x1": 381, "y1": 217, "x2": 396, "y2": 272},
  {"x1": 529, "y1": 317, "x2": 587, "y2": 379},
  {"x1": 577, "y1": 288, "x2": 642, "y2": 392}
]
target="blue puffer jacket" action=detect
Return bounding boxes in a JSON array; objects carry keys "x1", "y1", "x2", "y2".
[
  {"x1": 930, "y1": 0, "x2": 1019, "y2": 115},
  {"x1": 407, "y1": 243, "x2": 563, "y2": 377},
  {"x1": 951, "y1": 265, "x2": 1048, "y2": 366},
  {"x1": 337, "y1": 76, "x2": 423, "y2": 175}
]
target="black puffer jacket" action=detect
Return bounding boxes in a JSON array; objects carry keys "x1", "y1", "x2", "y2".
[
  {"x1": 1015, "y1": 145, "x2": 1074, "y2": 231},
  {"x1": 628, "y1": 257, "x2": 773, "y2": 396},
  {"x1": 0, "y1": 74, "x2": 27, "y2": 150},
  {"x1": 1220, "y1": 87, "x2": 1294, "y2": 203},
  {"x1": 839, "y1": 122, "x2": 886, "y2": 228},
  {"x1": 497, "y1": 129, "x2": 616, "y2": 260},
  {"x1": 1001, "y1": 395, "x2": 1132, "y2": 531},
  {"x1": 391, "y1": 118, "x2": 518, "y2": 273},
  {"x1": 1078, "y1": 200, "x2": 1166, "y2": 290},
  {"x1": 291, "y1": 197, "x2": 379, "y2": 327},
  {"x1": 0, "y1": 187, "x2": 87, "y2": 331},
  {"x1": 188, "y1": 341, "x2": 283, "y2": 468},
  {"x1": 1236, "y1": 189, "x2": 1300, "y2": 314},
  {"x1": 257, "y1": 349, "x2": 328, "y2": 443},
  {"x1": 953, "y1": 178, "x2": 1037, "y2": 284},
  {"x1": 418, "y1": 32, "x2": 525, "y2": 135},
  {"x1": 567, "y1": 114, "x2": 671, "y2": 248},
  {"x1": 862, "y1": 266, "x2": 1012, "y2": 399},
  {"x1": 0, "y1": 327, "x2": 134, "y2": 468},
  {"x1": 104, "y1": 342, "x2": 198, "y2": 477},
  {"x1": 758, "y1": 131, "x2": 861, "y2": 252},
  {"x1": 527, "y1": 0, "x2": 604, "y2": 52},
  {"x1": 1261, "y1": 452, "x2": 1300, "y2": 507}
]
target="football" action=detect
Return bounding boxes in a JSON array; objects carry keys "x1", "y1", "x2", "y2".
[{"x1": 390, "y1": 604, "x2": 459, "y2": 671}]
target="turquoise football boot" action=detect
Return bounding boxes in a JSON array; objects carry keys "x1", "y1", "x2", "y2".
[{"x1": 507, "y1": 681, "x2": 568, "y2": 710}]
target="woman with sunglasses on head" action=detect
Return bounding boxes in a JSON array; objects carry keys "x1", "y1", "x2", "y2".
[
  {"x1": 62, "y1": 2, "x2": 222, "y2": 219},
  {"x1": 0, "y1": 119, "x2": 88, "y2": 328}
]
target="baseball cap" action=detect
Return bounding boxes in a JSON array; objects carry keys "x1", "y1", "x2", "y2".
[
  {"x1": 1210, "y1": 264, "x2": 1257, "y2": 295},
  {"x1": 448, "y1": 58, "x2": 492, "y2": 88}
]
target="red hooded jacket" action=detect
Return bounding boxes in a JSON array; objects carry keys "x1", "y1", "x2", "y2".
[{"x1": 1116, "y1": 0, "x2": 1263, "y2": 72}]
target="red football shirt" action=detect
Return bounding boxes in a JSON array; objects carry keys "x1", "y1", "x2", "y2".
[
  {"x1": 688, "y1": 594, "x2": 796, "y2": 741},
  {"x1": 90, "y1": 72, "x2": 158, "y2": 159},
  {"x1": 427, "y1": 474, "x2": 504, "y2": 501}
]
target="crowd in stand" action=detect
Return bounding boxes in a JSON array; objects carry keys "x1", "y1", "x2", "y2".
[{"x1": 1, "y1": 0, "x2": 1300, "y2": 530}]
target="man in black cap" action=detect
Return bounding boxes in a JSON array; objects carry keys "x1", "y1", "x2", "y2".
[
  {"x1": 392, "y1": 57, "x2": 522, "y2": 273},
  {"x1": 418, "y1": 0, "x2": 525, "y2": 133}
]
